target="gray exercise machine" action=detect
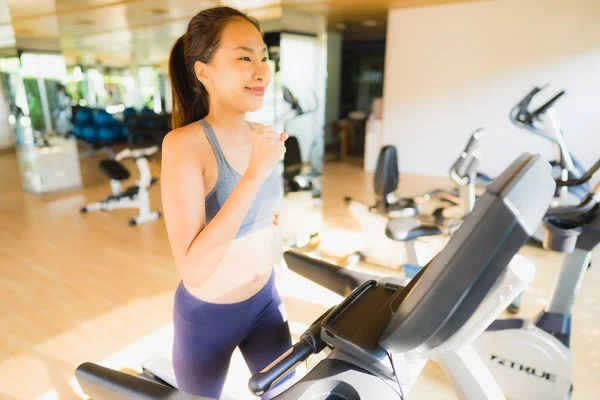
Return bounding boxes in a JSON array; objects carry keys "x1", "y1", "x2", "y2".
[
  {"x1": 415, "y1": 127, "x2": 490, "y2": 227},
  {"x1": 510, "y1": 85, "x2": 589, "y2": 205},
  {"x1": 395, "y1": 85, "x2": 591, "y2": 253},
  {"x1": 472, "y1": 178, "x2": 600, "y2": 400},
  {"x1": 75, "y1": 152, "x2": 556, "y2": 399},
  {"x1": 389, "y1": 158, "x2": 600, "y2": 314},
  {"x1": 352, "y1": 85, "x2": 589, "y2": 270},
  {"x1": 341, "y1": 129, "x2": 487, "y2": 269}
]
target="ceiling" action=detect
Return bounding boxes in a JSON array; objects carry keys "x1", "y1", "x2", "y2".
[
  {"x1": 1, "y1": 0, "x2": 484, "y2": 67},
  {"x1": 285, "y1": 0, "x2": 484, "y2": 41}
]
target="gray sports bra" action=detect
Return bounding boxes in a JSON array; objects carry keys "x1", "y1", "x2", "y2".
[{"x1": 199, "y1": 119, "x2": 283, "y2": 239}]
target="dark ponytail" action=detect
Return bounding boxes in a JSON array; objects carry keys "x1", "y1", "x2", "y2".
[{"x1": 169, "y1": 7, "x2": 261, "y2": 130}]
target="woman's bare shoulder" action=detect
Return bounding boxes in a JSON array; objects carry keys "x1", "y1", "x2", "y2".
[
  {"x1": 162, "y1": 122, "x2": 209, "y2": 172},
  {"x1": 163, "y1": 122, "x2": 206, "y2": 149}
]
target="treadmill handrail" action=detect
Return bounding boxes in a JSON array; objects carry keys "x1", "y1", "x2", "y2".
[
  {"x1": 283, "y1": 251, "x2": 373, "y2": 297},
  {"x1": 249, "y1": 308, "x2": 333, "y2": 395},
  {"x1": 75, "y1": 362, "x2": 212, "y2": 400}
]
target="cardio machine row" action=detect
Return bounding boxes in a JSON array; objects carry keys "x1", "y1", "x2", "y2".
[{"x1": 75, "y1": 151, "x2": 594, "y2": 399}]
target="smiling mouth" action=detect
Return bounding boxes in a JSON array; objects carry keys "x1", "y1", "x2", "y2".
[{"x1": 246, "y1": 87, "x2": 265, "y2": 96}]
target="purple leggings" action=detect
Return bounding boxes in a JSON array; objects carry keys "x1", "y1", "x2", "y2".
[{"x1": 173, "y1": 270, "x2": 295, "y2": 399}]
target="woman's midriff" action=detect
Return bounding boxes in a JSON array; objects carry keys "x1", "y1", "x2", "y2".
[{"x1": 182, "y1": 224, "x2": 276, "y2": 304}]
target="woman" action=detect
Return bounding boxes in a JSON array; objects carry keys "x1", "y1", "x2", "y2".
[{"x1": 161, "y1": 6, "x2": 294, "y2": 399}]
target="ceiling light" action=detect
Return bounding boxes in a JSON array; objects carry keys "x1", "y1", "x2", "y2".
[{"x1": 362, "y1": 20, "x2": 378, "y2": 27}]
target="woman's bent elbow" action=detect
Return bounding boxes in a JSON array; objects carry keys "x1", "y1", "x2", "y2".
[{"x1": 177, "y1": 257, "x2": 212, "y2": 288}]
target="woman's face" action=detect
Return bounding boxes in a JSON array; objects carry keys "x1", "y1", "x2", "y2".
[{"x1": 198, "y1": 18, "x2": 271, "y2": 114}]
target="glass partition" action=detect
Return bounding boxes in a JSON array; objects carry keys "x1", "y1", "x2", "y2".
[{"x1": 20, "y1": 52, "x2": 69, "y2": 133}]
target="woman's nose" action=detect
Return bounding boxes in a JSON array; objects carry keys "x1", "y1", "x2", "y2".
[{"x1": 254, "y1": 62, "x2": 270, "y2": 82}]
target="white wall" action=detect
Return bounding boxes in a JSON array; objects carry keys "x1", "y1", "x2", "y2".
[{"x1": 382, "y1": 0, "x2": 600, "y2": 178}]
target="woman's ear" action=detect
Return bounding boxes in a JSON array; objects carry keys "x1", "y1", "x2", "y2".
[{"x1": 193, "y1": 61, "x2": 209, "y2": 85}]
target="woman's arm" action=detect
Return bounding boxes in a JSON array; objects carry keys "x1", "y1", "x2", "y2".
[{"x1": 160, "y1": 130, "x2": 264, "y2": 288}]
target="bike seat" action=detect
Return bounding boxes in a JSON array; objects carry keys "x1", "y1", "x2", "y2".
[
  {"x1": 386, "y1": 219, "x2": 442, "y2": 242},
  {"x1": 368, "y1": 198, "x2": 418, "y2": 216},
  {"x1": 387, "y1": 198, "x2": 418, "y2": 212},
  {"x1": 374, "y1": 146, "x2": 399, "y2": 199},
  {"x1": 99, "y1": 160, "x2": 130, "y2": 181}
]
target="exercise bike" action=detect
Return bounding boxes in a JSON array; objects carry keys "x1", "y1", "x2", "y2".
[
  {"x1": 75, "y1": 152, "x2": 556, "y2": 399},
  {"x1": 472, "y1": 176, "x2": 600, "y2": 400},
  {"x1": 341, "y1": 128, "x2": 488, "y2": 269},
  {"x1": 381, "y1": 100, "x2": 596, "y2": 266},
  {"x1": 413, "y1": 127, "x2": 491, "y2": 226},
  {"x1": 80, "y1": 146, "x2": 161, "y2": 226},
  {"x1": 350, "y1": 85, "x2": 587, "y2": 270},
  {"x1": 387, "y1": 144, "x2": 599, "y2": 260},
  {"x1": 510, "y1": 85, "x2": 589, "y2": 206},
  {"x1": 383, "y1": 129, "x2": 487, "y2": 277},
  {"x1": 389, "y1": 156, "x2": 599, "y2": 304}
]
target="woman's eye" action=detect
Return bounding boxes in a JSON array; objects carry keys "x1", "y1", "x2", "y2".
[
  {"x1": 262, "y1": 57, "x2": 268, "y2": 62},
  {"x1": 240, "y1": 57, "x2": 251, "y2": 61}
]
